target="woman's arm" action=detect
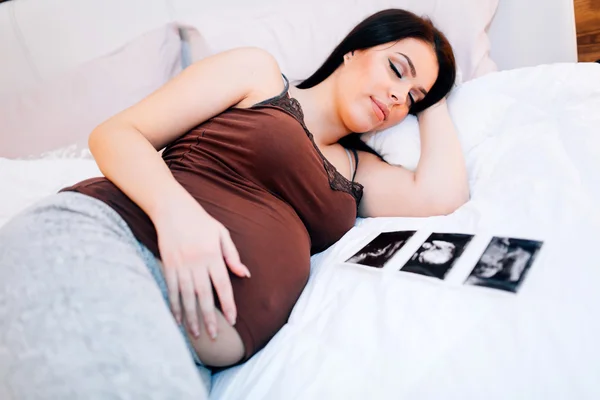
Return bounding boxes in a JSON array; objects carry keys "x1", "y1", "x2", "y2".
[
  {"x1": 88, "y1": 47, "x2": 284, "y2": 346},
  {"x1": 89, "y1": 46, "x2": 283, "y2": 221},
  {"x1": 356, "y1": 99, "x2": 469, "y2": 218}
]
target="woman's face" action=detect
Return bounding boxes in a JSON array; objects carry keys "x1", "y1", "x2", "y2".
[{"x1": 336, "y1": 38, "x2": 439, "y2": 134}]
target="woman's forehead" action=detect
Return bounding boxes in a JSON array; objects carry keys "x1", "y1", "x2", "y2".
[{"x1": 374, "y1": 38, "x2": 434, "y2": 53}]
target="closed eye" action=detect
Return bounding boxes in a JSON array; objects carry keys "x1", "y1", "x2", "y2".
[{"x1": 388, "y1": 59, "x2": 415, "y2": 107}]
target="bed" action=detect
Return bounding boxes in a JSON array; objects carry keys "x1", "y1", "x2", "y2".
[
  {"x1": 210, "y1": 61, "x2": 600, "y2": 399},
  {"x1": 1, "y1": 0, "x2": 599, "y2": 399}
]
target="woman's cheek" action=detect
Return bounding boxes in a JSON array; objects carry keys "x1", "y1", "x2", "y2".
[
  {"x1": 386, "y1": 110, "x2": 409, "y2": 128},
  {"x1": 344, "y1": 102, "x2": 376, "y2": 133}
]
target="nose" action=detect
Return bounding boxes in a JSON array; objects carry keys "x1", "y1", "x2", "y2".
[{"x1": 389, "y1": 81, "x2": 411, "y2": 107}]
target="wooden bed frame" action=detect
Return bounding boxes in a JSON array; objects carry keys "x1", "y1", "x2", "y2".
[{"x1": 575, "y1": 0, "x2": 600, "y2": 62}]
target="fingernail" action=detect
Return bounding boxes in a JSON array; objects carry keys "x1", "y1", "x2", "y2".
[
  {"x1": 226, "y1": 311, "x2": 236, "y2": 326},
  {"x1": 245, "y1": 268, "x2": 251, "y2": 278},
  {"x1": 192, "y1": 326, "x2": 200, "y2": 338},
  {"x1": 208, "y1": 324, "x2": 218, "y2": 340}
]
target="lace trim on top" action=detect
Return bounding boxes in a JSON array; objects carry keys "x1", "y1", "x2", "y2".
[{"x1": 252, "y1": 75, "x2": 364, "y2": 209}]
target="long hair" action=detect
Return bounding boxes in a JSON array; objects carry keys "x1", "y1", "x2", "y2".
[
  {"x1": 297, "y1": 9, "x2": 456, "y2": 155},
  {"x1": 298, "y1": 9, "x2": 455, "y2": 114}
]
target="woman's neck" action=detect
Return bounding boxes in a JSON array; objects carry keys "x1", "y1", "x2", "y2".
[{"x1": 288, "y1": 73, "x2": 350, "y2": 146}]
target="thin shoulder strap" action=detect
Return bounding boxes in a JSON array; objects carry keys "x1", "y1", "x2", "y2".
[
  {"x1": 344, "y1": 147, "x2": 359, "y2": 182},
  {"x1": 350, "y1": 147, "x2": 359, "y2": 181},
  {"x1": 252, "y1": 74, "x2": 290, "y2": 107}
]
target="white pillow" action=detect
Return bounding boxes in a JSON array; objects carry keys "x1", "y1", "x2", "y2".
[
  {"x1": 361, "y1": 63, "x2": 600, "y2": 174},
  {"x1": 361, "y1": 69, "x2": 516, "y2": 171},
  {"x1": 177, "y1": 0, "x2": 498, "y2": 83},
  {"x1": 0, "y1": 158, "x2": 102, "y2": 228},
  {"x1": 0, "y1": 24, "x2": 182, "y2": 159}
]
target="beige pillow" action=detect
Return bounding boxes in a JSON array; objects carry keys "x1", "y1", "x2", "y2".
[
  {"x1": 178, "y1": 0, "x2": 498, "y2": 84},
  {"x1": 0, "y1": 24, "x2": 182, "y2": 159}
]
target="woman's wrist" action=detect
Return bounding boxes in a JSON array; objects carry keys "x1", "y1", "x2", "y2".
[
  {"x1": 148, "y1": 182, "x2": 206, "y2": 226},
  {"x1": 417, "y1": 98, "x2": 447, "y2": 120}
]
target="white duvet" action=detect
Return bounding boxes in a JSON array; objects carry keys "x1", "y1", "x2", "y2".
[{"x1": 1, "y1": 63, "x2": 599, "y2": 399}]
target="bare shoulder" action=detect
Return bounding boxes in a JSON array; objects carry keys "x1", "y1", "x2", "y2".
[
  {"x1": 103, "y1": 46, "x2": 286, "y2": 151},
  {"x1": 226, "y1": 47, "x2": 286, "y2": 108}
]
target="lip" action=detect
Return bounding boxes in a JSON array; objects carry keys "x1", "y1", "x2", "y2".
[{"x1": 371, "y1": 97, "x2": 389, "y2": 122}]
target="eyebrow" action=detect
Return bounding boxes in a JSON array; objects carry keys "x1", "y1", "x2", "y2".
[{"x1": 397, "y1": 52, "x2": 429, "y2": 97}]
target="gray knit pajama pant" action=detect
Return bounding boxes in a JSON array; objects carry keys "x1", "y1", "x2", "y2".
[{"x1": 0, "y1": 192, "x2": 211, "y2": 400}]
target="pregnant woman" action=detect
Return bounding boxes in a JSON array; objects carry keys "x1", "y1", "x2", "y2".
[{"x1": 0, "y1": 8, "x2": 468, "y2": 399}]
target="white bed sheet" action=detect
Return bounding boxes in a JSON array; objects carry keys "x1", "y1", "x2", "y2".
[
  {"x1": 211, "y1": 63, "x2": 600, "y2": 399},
  {"x1": 1, "y1": 63, "x2": 599, "y2": 399},
  {"x1": 0, "y1": 159, "x2": 100, "y2": 228}
]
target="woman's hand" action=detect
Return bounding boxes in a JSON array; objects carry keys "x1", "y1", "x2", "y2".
[{"x1": 152, "y1": 192, "x2": 251, "y2": 340}]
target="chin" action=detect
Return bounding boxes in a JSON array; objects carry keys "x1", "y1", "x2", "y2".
[
  {"x1": 345, "y1": 110, "x2": 378, "y2": 133},
  {"x1": 350, "y1": 122, "x2": 376, "y2": 134}
]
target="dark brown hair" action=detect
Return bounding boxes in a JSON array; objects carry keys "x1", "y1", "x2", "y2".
[
  {"x1": 298, "y1": 9, "x2": 456, "y2": 154},
  {"x1": 298, "y1": 8, "x2": 456, "y2": 115}
]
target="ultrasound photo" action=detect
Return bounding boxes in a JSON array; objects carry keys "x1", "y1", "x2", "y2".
[
  {"x1": 345, "y1": 231, "x2": 416, "y2": 268},
  {"x1": 400, "y1": 233, "x2": 474, "y2": 279},
  {"x1": 464, "y1": 237, "x2": 543, "y2": 293}
]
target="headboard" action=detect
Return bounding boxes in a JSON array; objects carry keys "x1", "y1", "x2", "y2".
[{"x1": 0, "y1": 0, "x2": 578, "y2": 97}]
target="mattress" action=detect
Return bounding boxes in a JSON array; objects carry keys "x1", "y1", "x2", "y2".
[
  {"x1": 211, "y1": 63, "x2": 600, "y2": 399},
  {"x1": 1, "y1": 62, "x2": 599, "y2": 399}
]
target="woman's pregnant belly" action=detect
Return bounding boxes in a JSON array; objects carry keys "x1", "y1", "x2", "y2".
[{"x1": 194, "y1": 184, "x2": 312, "y2": 362}]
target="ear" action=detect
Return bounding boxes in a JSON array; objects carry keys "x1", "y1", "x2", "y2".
[{"x1": 343, "y1": 50, "x2": 355, "y2": 64}]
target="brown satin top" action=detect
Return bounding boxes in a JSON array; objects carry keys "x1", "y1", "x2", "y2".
[{"x1": 61, "y1": 75, "x2": 363, "y2": 362}]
